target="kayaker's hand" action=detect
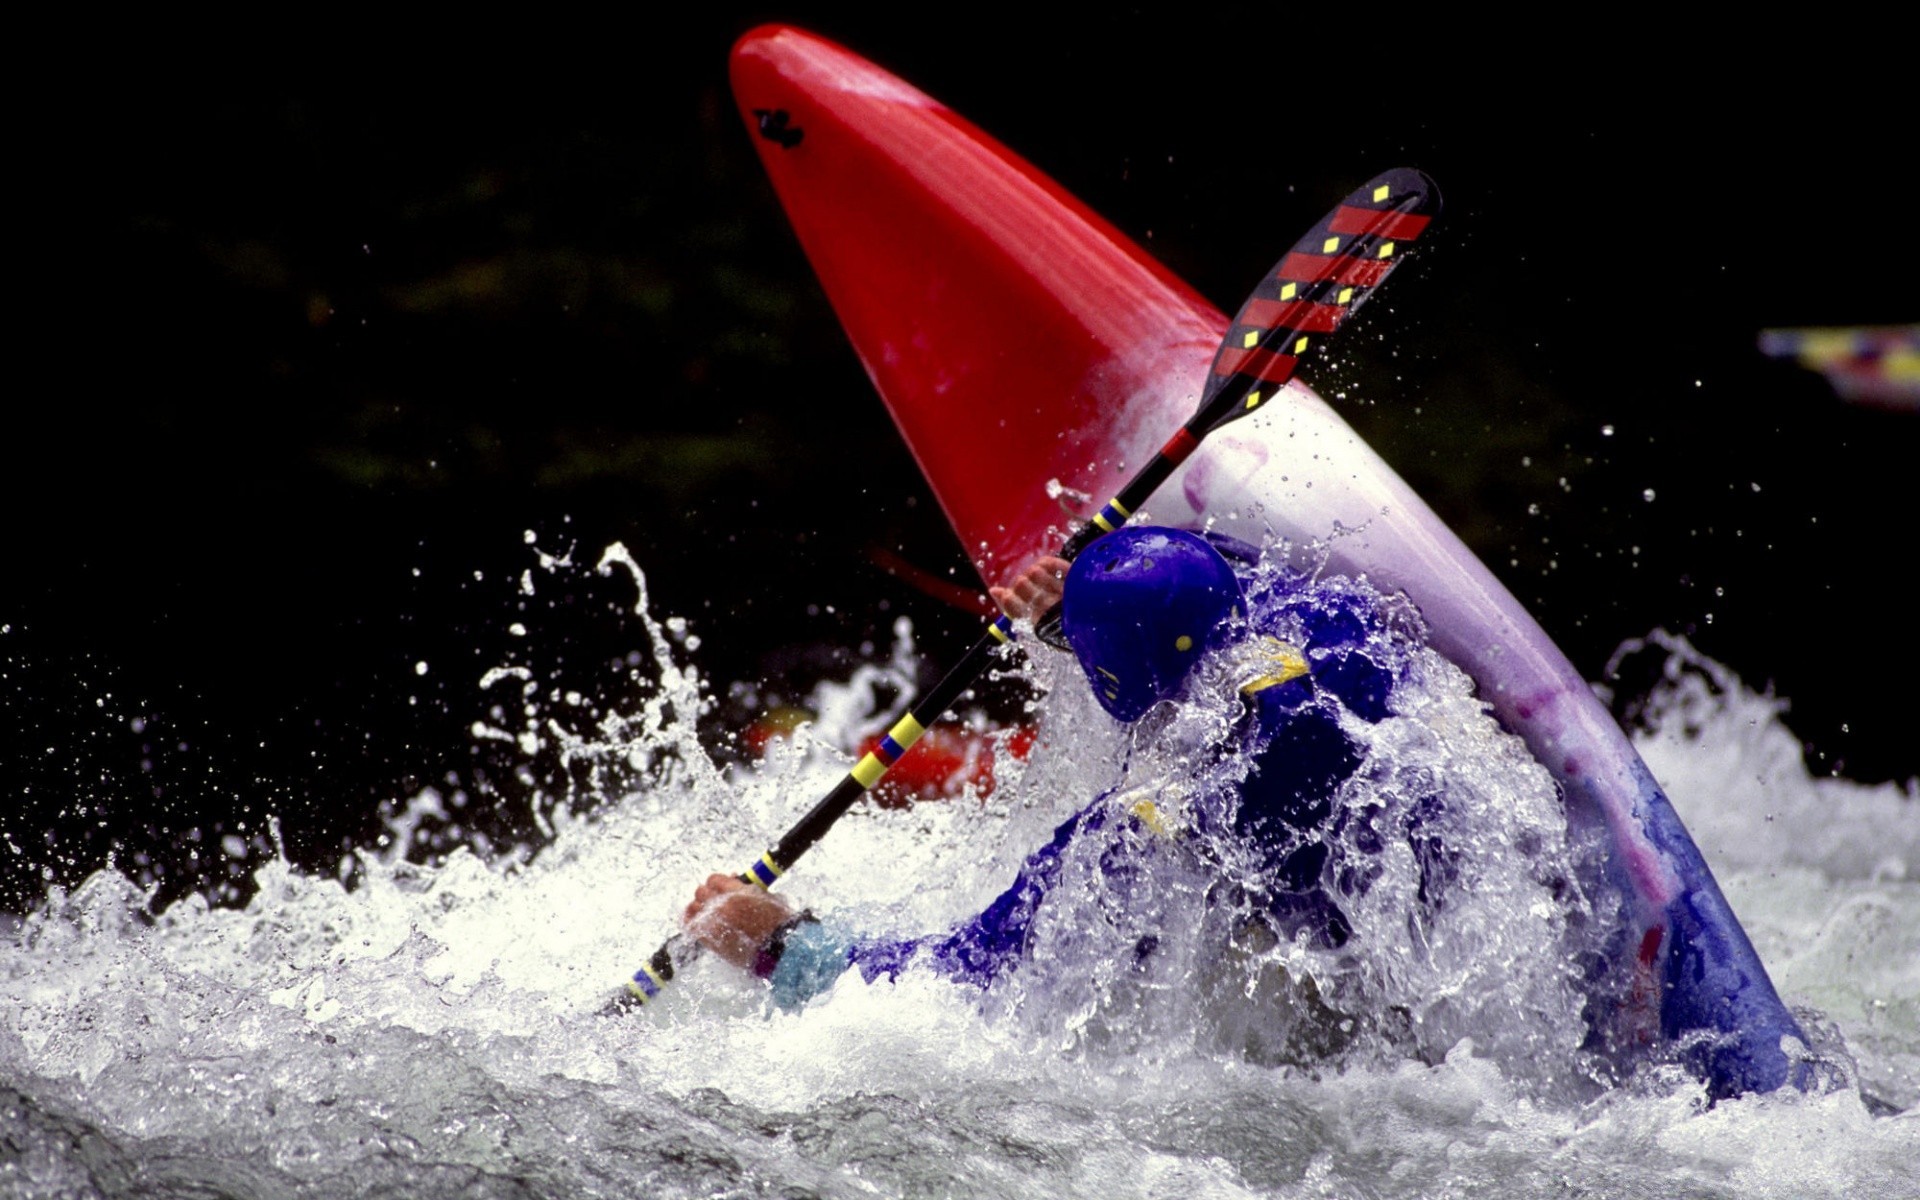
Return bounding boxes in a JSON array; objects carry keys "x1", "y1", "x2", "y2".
[
  {"x1": 990, "y1": 556, "x2": 1070, "y2": 623},
  {"x1": 683, "y1": 874, "x2": 795, "y2": 971}
]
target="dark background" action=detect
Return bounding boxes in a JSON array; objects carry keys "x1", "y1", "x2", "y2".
[{"x1": 6, "y1": 14, "x2": 1914, "y2": 912}]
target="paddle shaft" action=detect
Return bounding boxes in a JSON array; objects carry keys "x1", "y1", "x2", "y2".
[
  {"x1": 765, "y1": 381, "x2": 1243, "y2": 869},
  {"x1": 613, "y1": 430, "x2": 1202, "y2": 1008},
  {"x1": 615, "y1": 168, "x2": 1439, "y2": 1008}
]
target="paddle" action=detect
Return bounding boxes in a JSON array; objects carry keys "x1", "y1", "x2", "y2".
[{"x1": 612, "y1": 167, "x2": 1442, "y2": 1009}]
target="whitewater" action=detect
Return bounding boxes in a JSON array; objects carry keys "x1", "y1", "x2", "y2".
[{"x1": 3, "y1": 537, "x2": 1915, "y2": 1199}]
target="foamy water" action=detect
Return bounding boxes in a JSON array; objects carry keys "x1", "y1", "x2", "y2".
[{"x1": 3, "y1": 543, "x2": 1915, "y2": 1199}]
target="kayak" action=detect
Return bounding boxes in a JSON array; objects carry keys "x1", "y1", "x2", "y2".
[{"x1": 728, "y1": 23, "x2": 1810, "y2": 1099}]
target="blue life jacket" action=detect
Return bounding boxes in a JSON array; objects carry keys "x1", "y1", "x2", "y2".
[{"x1": 769, "y1": 530, "x2": 1446, "y2": 1009}]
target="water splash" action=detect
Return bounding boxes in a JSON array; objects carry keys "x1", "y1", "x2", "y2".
[{"x1": 2, "y1": 545, "x2": 1914, "y2": 1199}]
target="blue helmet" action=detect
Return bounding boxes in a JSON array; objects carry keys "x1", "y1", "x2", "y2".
[{"x1": 1061, "y1": 527, "x2": 1246, "y2": 722}]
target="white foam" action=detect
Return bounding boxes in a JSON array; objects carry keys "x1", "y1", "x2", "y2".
[{"x1": 2, "y1": 555, "x2": 1914, "y2": 1199}]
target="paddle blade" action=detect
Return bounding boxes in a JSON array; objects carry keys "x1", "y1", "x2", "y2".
[{"x1": 1199, "y1": 168, "x2": 1441, "y2": 432}]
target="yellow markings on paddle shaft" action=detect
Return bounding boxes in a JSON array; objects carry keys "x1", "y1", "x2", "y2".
[
  {"x1": 1245, "y1": 390, "x2": 1263, "y2": 410},
  {"x1": 1091, "y1": 496, "x2": 1131, "y2": 533},
  {"x1": 1242, "y1": 330, "x2": 1259, "y2": 348},
  {"x1": 888, "y1": 713, "x2": 926, "y2": 747},
  {"x1": 851, "y1": 752, "x2": 888, "y2": 789},
  {"x1": 1378, "y1": 241, "x2": 1396, "y2": 259},
  {"x1": 1321, "y1": 236, "x2": 1341, "y2": 254},
  {"x1": 1338, "y1": 286, "x2": 1354, "y2": 305},
  {"x1": 1372, "y1": 183, "x2": 1391, "y2": 202},
  {"x1": 748, "y1": 851, "x2": 786, "y2": 888},
  {"x1": 850, "y1": 712, "x2": 930, "y2": 789},
  {"x1": 625, "y1": 961, "x2": 669, "y2": 1002},
  {"x1": 1279, "y1": 282, "x2": 1298, "y2": 302}
]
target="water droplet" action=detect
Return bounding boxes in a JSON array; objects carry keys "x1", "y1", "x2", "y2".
[{"x1": 1642, "y1": 489, "x2": 1656, "y2": 502}]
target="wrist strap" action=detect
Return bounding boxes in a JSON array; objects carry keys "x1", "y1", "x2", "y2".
[{"x1": 752, "y1": 910, "x2": 819, "y2": 979}]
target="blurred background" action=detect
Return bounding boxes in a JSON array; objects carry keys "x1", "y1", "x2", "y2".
[{"x1": 6, "y1": 13, "x2": 1913, "y2": 912}]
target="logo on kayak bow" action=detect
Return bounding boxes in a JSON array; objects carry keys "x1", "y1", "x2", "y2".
[{"x1": 754, "y1": 109, "x2": 804, "y2": 149}]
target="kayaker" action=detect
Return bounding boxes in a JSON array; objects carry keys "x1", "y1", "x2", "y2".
[{"x1": 681, "y1": 527, "x2": 1451, "y2": 1031}]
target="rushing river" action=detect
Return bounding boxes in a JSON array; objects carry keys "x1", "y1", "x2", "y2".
[{"x1": 4, "y1": 541, "x2": 1915, "y2": 1199}]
